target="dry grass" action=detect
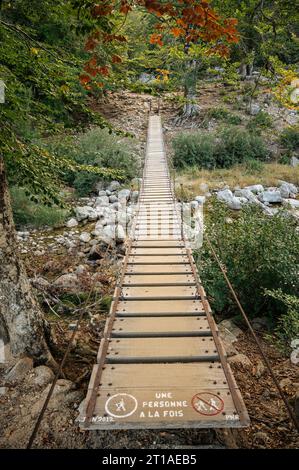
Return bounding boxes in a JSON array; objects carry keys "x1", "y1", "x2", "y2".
[{"x1": 174, "y1": 163, "x2": 299, "y2": 199}]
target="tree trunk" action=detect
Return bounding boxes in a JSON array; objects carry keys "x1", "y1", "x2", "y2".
[
  {"x1": 239, "y1": 62, "x2": 247, "y2": 79},
  {"x1": 182, "y1": 59, "x2": 200, "y2": 118},
  {"x1": 0, "y1": 157, "x2": 55, "y2": 366},
  {"x1": 174, "y1": 58, "x2": 200, "y2": 125}
]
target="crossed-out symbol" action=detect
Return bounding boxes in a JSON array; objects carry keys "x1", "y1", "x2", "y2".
[{"x1": 191, "y1": 392, "x2": 224, "y2": 416}]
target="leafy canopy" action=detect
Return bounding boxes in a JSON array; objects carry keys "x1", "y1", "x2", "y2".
[
  {"x1": 73, "y1": 1, "x2": 239, "y2": 88},
  {"x1": 0, "y1": 0, "x2": 123, "y2": 205}
]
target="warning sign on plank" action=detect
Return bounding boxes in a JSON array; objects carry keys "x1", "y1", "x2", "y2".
[{"x1": 191, "y1": 392, "x2": 224, "y2": 416}]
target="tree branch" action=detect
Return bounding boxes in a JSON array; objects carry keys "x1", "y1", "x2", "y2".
[{"x1": 0, "y1": 19, "x2": 76, "y2": 65}]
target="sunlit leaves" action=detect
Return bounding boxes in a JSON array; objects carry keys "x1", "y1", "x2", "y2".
[
  {"x1": 80, "y1": 1, "x2": 239, "y2": 87},
  {"x1": 150, "y1": 33, "x2": 163, "y2": 47}
]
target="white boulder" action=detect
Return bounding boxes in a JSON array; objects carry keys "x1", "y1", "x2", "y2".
[
  {"x1": 111, "y1": 202, "x2": 122, "y2": 211},
  {"x1": 98, "y1": 224, "x2": 126, "y2": 245},
  {"x1": 107, "y1": 181, "x2": 121, "y2": 192},
  {"x1": 290, "y1": 156, "x2": 299, "y2": 168},
  {"x1": 118, "y1": 189, "x2": 131, "y2": 201},
  {"x1": 195, "y1": 195, "x2": 206, "y2": 205},
  {"x1": 234, "y1": 188, "x2": 259, "y2": 203},
  {"x1": 53, "y1": 273, "x2": 80, "y2": 291},
  {"x1": 217, "y1": 189, "x2": 245, "y2": 210},
  {"x1": 79, "y1": 232, "x2": 91, "y2": 243},
  {"x1": 244, "y1": 184, "x2": 264, "y2": 194},
  {"x1": 217, "y1": 189, "x2": 233, "y2": 203},
  {"x1": 227, "y1": 197, "x2": 247, "y2": 210},
  {"x1": 66, "y1": 218, "x2": 78, "y2": 228},
  {"x1": 131, "y1": 191, "x2": 139, "y2": 203},
  {"x1": 95, "y1": 196, "x2": 109, "y2": 207},
  {"x1": 75, "y1": 206, "x2": 97, "y2": 222},
  {"x1": 249, "y1": 103, "x2": 261, "y2": 115},
  {"x1": 109, "y1": 195, "x2": 118, "y2": 204},
  {"x1": 278, "y1": 181, "x2": 298, "y2": 198},
  {"x1": 282, "y1": 199, "x2": 299, "y2": 209},
  {"x1": 258, "y1": 190, "x2": 282, "y2": 204}
]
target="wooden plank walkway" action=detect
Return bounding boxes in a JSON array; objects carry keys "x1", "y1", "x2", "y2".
[{"x1": 79, "y1": 115, "x2": 250, "y2": 430}]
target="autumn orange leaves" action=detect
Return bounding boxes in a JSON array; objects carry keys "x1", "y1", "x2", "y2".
[{"x1": 79, "y1": 1, "x2": 239, "y2": 89}]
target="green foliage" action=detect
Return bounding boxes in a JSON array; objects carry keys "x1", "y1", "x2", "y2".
[
  {"x1": 207, "y1": 106, "x2": 242, "y2": 125},
  {"x1": 173, "y1": 128, "x2": 270, "y2": 170},
  {"x1": 265, "y1": 289, "x2": 299, "y2": 352},
  {"x1": 0, "y1": 2, "x2": 117, "y2": 205},
  {"x1": 195, "y1": 201, "x2": 299, "y2": 320},
  {"x1": 172, "y1": 133, "x2": 216, "y2": 170},
  {"x1": 100, "y1": 295, "x2": 113, "y2": 314},
  {"x1": 43, "y1": 128, "x2": 140, "y2": 196},
  {"x1": 214, "y1": 0, "x2": 299, "y2": 66},
  {"x1": 247, "y1": 111, "x2": 273, "y2": 132},
  {"x1": 124, "y1": 77, "x2": 175, "y2": 96},
  {"x1": 72, "y1": 173, "x2": 100, "y2": 197},
  {"x1": 11, "y1": 187, "x2": 68, "y2": 228},
  {"x1": 222, "y1": 62, "x2": 241, "y2": 87},
  {"x1": 244, "y1": 159, "x2": 265, "y2": 174},
  {"x1": 217, "y1": 127, "x2": 270, "y2": 167},
  {"x1": 279, "y1": 126, "x2": 299, "y2": 151}
]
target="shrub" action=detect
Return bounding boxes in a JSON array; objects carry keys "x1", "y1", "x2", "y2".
[
  {"x1": 172, "y1": 133, "x2": 216, "y2": 170},
  {"x1": 173, "y1": 128, "x2": 270, "y2": 170},
  {"x1": 72, "y1": 173, "x2": 99, "y2": 197},
  {"x1": 195, "y1": 200, "x2": 299, "y2": 320},
  {"x1": 279, "y1": 126, "x2": 299, "y2": 151},
  {"x1": 11, "y1": 187, "x2": 68, "y2": 228},
  {"x1": 207, "y1": 107, "x2": 242, "y2": 125},
  {"x1": 43, "y1": 128, "x2": 140, "y2": 196},
  {"x1": 244, "y1": 159, "x2": 265, "y2": 174},
  {"x1": 247, "y1": 111, "x2": 273, "y2": 131},
  {"x1": 265, "y1": 289, "x2": 299, "y2": 352},
  {"x1": 216, "y1": 128, "x2": 270, "y2": 168}
]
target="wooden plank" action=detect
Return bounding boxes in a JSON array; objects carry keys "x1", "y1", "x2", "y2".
[
  {"x1": 136, "y1": 215, "x2": 177, "y2": 218},
  {"x1": 103, "y1": 337, "x2": 219, "y2": 363},
  {"x1": 134, "y1": 236, "x2": 182, "y2": 241},
  {"x1": 80, "y1": 363, "x2": 248, "y2": 430},
  {"x1": 128, "y1": 256, "x2": 188, "y2": 264},
  {"x1": 136, "y1": 214, "x2": 177, "y2": 217},
  {"x1": 123, "y1": 274, "x2": 196, "y2": 286},
  {"x1": 142, "y1": 185, "x2": 171, "y2": 189},
  {"x1": 139, "y1": 200, "x2": 172, "y2": 204},
  {"x1": 121, "y1": 285, "x2": 197, "y2": 300},
  {"x1": 140, "y1": 196, "x2": 173, "y2": 199},
  {"x1": 138, "y1": 207, "x2": 174, "y2": 211},
  {"x1": 141, "y1": 194, "x2": 172, "y2": 197},
  {"x1": 135, "y1": 225, "x2": 181, "y2": 231},
  {"x1": 134, "y1": 233, "x2": 182, "y2": 238},
  {"x1": 136, "y1": 221, "x2": 179, "y2": 225},
  {"x1": 132, "y1": 241, "x2": 184, "y2": 247},
  {"x1": 141, "y1": 188, "x2": 171, "y2": 191},
  {"x1": 135, "y1": 219, "x2": 178, "y2": 224},
  {"x1": 116, "y1": 299, "x2": 204, "y2": 317},
  {"x1": 111, "y1": 316, "x2": 210, "y2": 336},
  {"x1": 130, "y1": 249, "x2": 186, "y2": 256},
  {"x1": 89, "y1": 362, "x2": 225, "y2": 389},
  {"x1": 126, "y1": 264, "x2": 192, "y2": 274}
]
